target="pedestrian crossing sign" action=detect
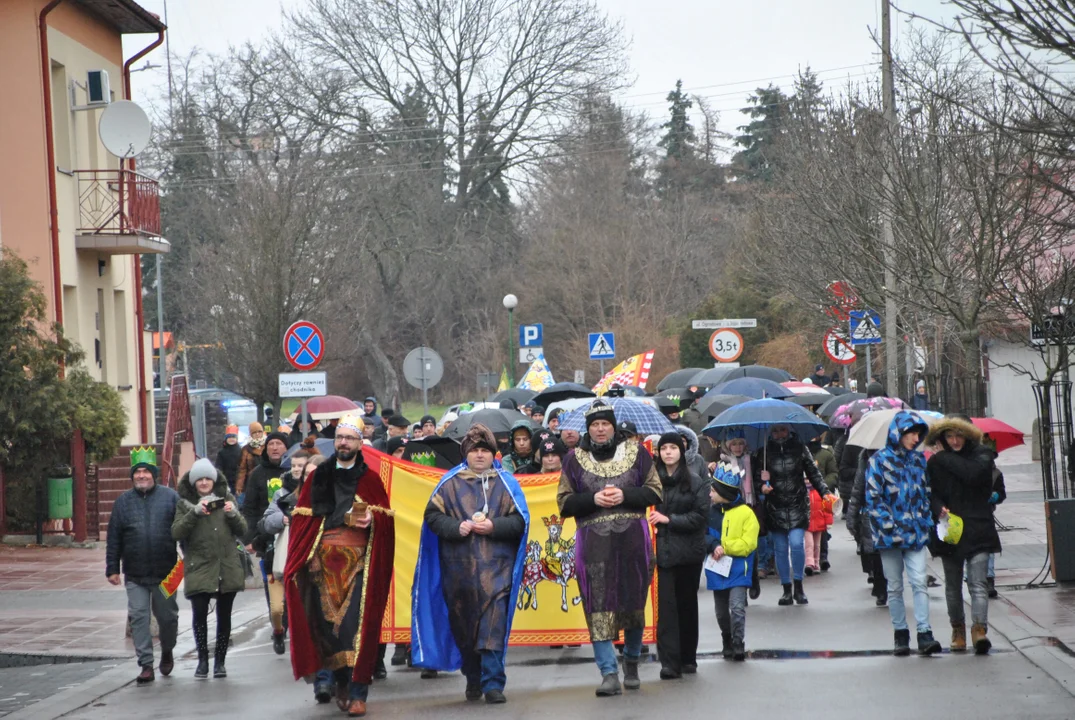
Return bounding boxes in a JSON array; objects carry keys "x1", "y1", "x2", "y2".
[
  {"x1": 588, "y1": 332, "x2": 615, "y2": 359},
  {"x1": 849, "y1": 310, "x2": 882, "y2": 346}
]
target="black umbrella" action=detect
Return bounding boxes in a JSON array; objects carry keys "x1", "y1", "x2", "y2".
[
  {"x1": 486, "y1": 388, "x2": 537, "y2": 405},
  {"x1": 654, "y1": 387, "x2": 696, "y2": 410},
  {"x1": 282, "y1": 438, "x2": 335, "y2": 468},
  {"x1": 825, "y1": 385, "x2": 853, "y2": 396},
  {"x1": 686, "y1": 366, "x2": 738, "y2": 389},
  {"x1": 789, "y1": 392, "x2": 834, "y2": 409},
  {"x1": 656, "y1": 368, "x2": 706, "y2": 392},
  {"x1": 695, "y1": 393, "x2": 753, "y2": 419},
  {"x1": 401, "y1": 439, "x2": 459, "y2": 470},
  {"x1": 445, "y1": 408, "x2": 529, "y2": 440},
  {"x1": 532, "y1": 382, "x2": 596, "y2": 407},
  {"x1": 816, "y1": 392, "x2": 866, "y2": 419},
  {"x1": 717, "y1": 365, "x2": 795, "y2": 383}
]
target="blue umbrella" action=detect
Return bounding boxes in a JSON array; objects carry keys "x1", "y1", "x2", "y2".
[
  {"x1": 559, "y1": 397, "x2": 676, "y2": 436},
  {"x1": 707, "y1": 377, "x2": 794, "y2": 400},
  {"x1": 701, "y1": 398, "x2": 829, "y2": 449}
]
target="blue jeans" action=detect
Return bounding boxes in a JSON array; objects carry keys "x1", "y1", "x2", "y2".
[
  {"x1": 331, "y1": 667, "x2": 368, "y2": 701},
  {"x1": 756, "y1": 535, "x2": 773, "y2": 569},
  {"x1": 987, "y1": 553, "x2": 996, "y2": 578},
  {"x1": 880, "y1": 547, "x2": 932, "y2": 633},
  {"x1": 770, "y1": 528, "x2": 806, "y2": 583},
  {"x1": 593, "y1": 628, "x2": 643, "y2": 676},
  {"x1": 462, "y1": 649, "x2": 506, "y2": 692}
]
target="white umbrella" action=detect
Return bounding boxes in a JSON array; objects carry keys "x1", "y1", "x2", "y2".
[{"x1": 847, "y1": 409, "x2": 940, "y2": 451}]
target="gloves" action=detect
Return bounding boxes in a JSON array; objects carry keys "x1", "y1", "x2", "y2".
[{"x1": 989, "y1": 492, "x2": 999, "y2": 505}]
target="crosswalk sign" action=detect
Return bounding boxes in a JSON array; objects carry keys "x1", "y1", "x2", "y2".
[
  {"x1": 849, "y1": 310, "x2": 882, "y2": 346},
  {"x1": 588, "y1": 332, "x2": 615, "y2": 359}
]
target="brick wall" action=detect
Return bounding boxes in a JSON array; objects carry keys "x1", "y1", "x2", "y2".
[{"x1": 95, "y1": 444, "x2": 179, "y2": 541}]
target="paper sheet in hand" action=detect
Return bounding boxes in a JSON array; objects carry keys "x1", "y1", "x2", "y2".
[
  {"x1": 936, "y1": 518, "x2": 949, "y2": 540},
  {"x1": 704, "y1": 554, "x2": 733, "y2": 577}
]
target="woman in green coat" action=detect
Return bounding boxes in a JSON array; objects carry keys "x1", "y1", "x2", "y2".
[{"x1": 172, "y1": 457, "x2": 247, "y2": 680}]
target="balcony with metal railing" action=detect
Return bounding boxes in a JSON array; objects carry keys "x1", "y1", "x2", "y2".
[{"x1": 74, "y1": 169, "x2": 169, "y2": 255}]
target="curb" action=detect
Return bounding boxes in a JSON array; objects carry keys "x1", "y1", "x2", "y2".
[
  {"x1": 924, "y1": 553, "x2": 1075, "y2": 699},
  {"x1": 4, "y1": 608, "x2": 269, "y2": 720},
  {"x1": 985, "y1": 591, "x2": 1075, "y2": 697}
]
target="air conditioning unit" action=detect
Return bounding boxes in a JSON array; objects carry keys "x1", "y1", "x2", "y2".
[{"x1": 86, "y1": 70, "x2": 110, "y2": 105}]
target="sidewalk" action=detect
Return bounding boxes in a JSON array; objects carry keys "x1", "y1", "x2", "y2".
[
  {"x1": 986, "y1": 444, "x2": 1075, "y2": 646},
  {"x1": 0, "y1": 544, "x2": 267, "y2": 718}
]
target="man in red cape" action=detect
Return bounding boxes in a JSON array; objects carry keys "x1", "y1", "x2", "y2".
[{"x1": 285, "y1": 415, "x2": 394, "y2": 717}]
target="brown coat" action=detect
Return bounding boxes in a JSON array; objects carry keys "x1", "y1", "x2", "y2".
[{"x1": 236, "y1": 444, "x2": 263, "y2": 494}]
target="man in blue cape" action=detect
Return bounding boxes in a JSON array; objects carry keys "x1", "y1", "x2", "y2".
[{"x1": 411, "y1": 423, "x2": 530, "y2": 704}]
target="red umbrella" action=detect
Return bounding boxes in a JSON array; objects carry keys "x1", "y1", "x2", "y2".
[
  {"x1": 972, "y1": 417, "x2": 1025, "y2": 453},
  {"x1": 782, "y1": 381, "x2": 832, "y2": 396},
  {"x1": 289, "y1": 395, "x2": 359, "y2": 421}
]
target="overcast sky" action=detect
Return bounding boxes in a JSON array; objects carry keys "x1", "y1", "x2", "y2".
[{"x1": 124, "y1": 0, "x2": 952, "y2": 140}]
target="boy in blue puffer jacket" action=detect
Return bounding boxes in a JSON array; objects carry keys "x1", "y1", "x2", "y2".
[{"x1": 706, "y1": 462, "x2": 760, "y2": 661}]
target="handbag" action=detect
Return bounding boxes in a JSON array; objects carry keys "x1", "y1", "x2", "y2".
[
  {"x1": 272, "y1": 525, "x2": 289, "y2": 578},
  {"x1": 237, "y1": 540, "x2": 255, "y2": 578}
]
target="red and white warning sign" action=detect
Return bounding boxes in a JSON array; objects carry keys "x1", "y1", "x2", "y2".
[{"x1": 823, "y1": 327, "x2": 856, "y2": 365}]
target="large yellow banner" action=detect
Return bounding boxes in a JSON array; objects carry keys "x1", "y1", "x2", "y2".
[{"x1": 373, "y1": 451, "x2": 656, "y2": 646}]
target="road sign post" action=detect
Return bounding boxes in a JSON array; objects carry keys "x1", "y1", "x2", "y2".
[
  {"x1": 403, "y1": 346, "x2": 444, "y2": 416},
  {"x1": 708, "y1": 329, "x2": 744, "y2": 363},
  {"x1": 519, "y1": 324, "x2": 543, "y2": 348},
  {"x1": 848, "y1": 311, "x2": 882, "y2": 386},
  {"x1": 823, "y1": 327, "x2": 856, "y2": 366},
  {"x1": 283, "y1": 321, "x2": 326, "y2": 435},
  {"x1": 589, "y1": 332, "x2": 615, "y2": 380}
]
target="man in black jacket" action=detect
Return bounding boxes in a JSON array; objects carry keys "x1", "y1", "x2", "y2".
[
  {"x1": 242, "y1": 431, "x2": 289, "y2": 551},
  {"x1": 215, "y1": 425, "x2": 242, "y2": 494},
  {"x1": 105, "y1": 447, "x2": 180, "y2": 685}
]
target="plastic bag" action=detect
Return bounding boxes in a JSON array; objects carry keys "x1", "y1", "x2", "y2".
[{"x1": 937, "y1": 512, "x2": 964, "y2": 545}]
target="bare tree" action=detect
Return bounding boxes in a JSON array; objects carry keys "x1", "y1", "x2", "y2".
[{"x1": 282, "y1": 0, "x2": 629, "y2": 207}]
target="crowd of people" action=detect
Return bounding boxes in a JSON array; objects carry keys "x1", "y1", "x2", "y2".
[{"x1": 104, "y1": 373, "x2": 1006, "y2": 716}]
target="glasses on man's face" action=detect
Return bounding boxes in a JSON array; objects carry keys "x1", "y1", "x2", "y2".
[{"x1": 336, "y1": 435, "x2": 361, "y2": 443}]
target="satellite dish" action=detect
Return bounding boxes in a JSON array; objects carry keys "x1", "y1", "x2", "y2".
[{"x1": 98, "y1": 100, "x2": 151, "y2": 159}]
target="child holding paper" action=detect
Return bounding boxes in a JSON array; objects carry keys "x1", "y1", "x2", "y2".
[{"x1": 706, "y1": 462, "x2": 760, "y2": 661}]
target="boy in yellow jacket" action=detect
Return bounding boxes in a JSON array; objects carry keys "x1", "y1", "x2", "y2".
[{"x1": 705, "y1": 462, "x2": 760, "y2": 661}]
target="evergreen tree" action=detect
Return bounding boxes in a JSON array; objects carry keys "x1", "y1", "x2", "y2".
[
  {"x1": 656, "y1": 80, "x2": 699, "y2": 196},
  {"x1": 732, "y1": 83, "x2": 790, "y2": 182}
]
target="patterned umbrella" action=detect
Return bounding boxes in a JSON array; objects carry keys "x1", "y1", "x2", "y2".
[
  {"x1": 817, "y1": 392, "x2": 865, "y2": 419},
  {"x1": 289, "y1": 395, "x2": 359, "y2": 421},
  {"x1": 829, "y1": 396, "x2": 907, "y2": 429},
  {"x1": 558, "y1": 397, "x2": 676, "y2": 435}
]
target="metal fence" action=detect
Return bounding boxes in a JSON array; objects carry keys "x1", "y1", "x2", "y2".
[{"x1": 1034, "y1": 380, "x2": 1074, "y2": 501}]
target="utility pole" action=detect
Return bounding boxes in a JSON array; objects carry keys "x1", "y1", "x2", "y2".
[
  {"x1": 156, "y1": 0, "x2": 174, "y2": 390},
  {"x1": 881, "y1": 0, "x2": 900, "y2": 394}
]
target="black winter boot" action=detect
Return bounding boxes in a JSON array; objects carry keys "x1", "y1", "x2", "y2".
[
  {"x1": 793, "y1": 580, "x2": 809, "y2": 605},
  {"x1": 778, "y1": 583, "x2": 794, "y2": 606},
  {"x1": 213, "y1": 633, "x2": 228, "y2": 678},
  {"x1": 917, "y1": 630, "x2": 942, "y2": 656},
  {"x1": 622, "y1": 659, "x2": 641, "y2": 690},
  {"x1": 893, "y1": 629, "x2": 911, "y2": 657},
  {"x1": 987, "y1": 577, "x2": 998, "y2": 599},
  {"x1": 194, "y1": 624, "x2": 209, "y2": 679},
  {"x1": 721, "y1": 632, "x2": 733, "y2": 659}
]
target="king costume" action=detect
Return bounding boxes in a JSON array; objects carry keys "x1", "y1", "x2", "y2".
[
  {"x1": 556, "y1": 400, "x2": 663, "y2": 696},
  {"x1": 411, "y1": 424, "x2": 530, "y2": 703},
  {"x1": 284, "y1": 415, "x2": 395, "y2": 716}
]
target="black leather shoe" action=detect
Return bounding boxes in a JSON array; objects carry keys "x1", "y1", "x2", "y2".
[
  {"x1": 373, "y1": 662, "x2": 388, "y2": 680},
  {"x1": 272, "y1": 633, "x2": 286, "y2": 655},
  {"x1": 778, "y1": 584, "x2": 794, "y2": 606},
  {"x1": 485, "y1": 689, "x2": 507, "y2": 704},
  {"x1": 136, "y1": 665, "x2": 155, "y2": 684}
]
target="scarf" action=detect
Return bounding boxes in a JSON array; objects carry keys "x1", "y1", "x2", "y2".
[{"x1": 722, "y1": 452, "x2": 753, "y2": 506}]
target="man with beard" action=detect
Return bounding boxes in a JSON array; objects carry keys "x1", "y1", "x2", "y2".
[
  {"x1": 285, "y1": 414, "x2": 395, "y2": 716},
  {"x1": 557, "y1": 400, "x2": 662, "y2": 697}
]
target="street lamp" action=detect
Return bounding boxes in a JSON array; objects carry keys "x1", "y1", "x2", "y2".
[{"x1": 503, "y1": 294, "x2": 518, "y2": 385}]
